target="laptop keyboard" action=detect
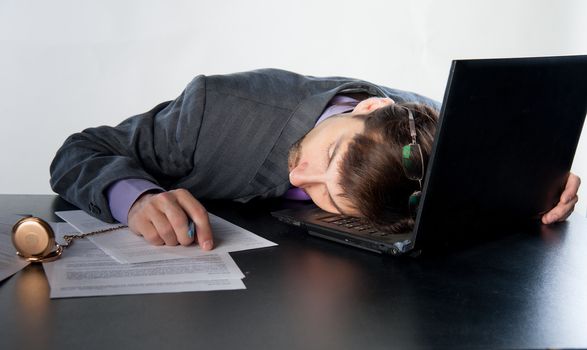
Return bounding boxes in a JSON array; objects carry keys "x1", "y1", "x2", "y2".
[{"x1": 318, "y1": 215, "x2": 391, "y2": 237}]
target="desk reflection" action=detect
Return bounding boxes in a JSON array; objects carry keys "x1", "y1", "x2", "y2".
[
  {"x1": 280, "y1": 247, "x2": 368, "y2": 348},
  {"x1": 14, "y1": 265, "x2": 51, "y2": 348}
]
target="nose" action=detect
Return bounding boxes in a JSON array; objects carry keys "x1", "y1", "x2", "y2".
[{"x1": 289, "y1": 161, "x2": 325, "y2": 188}]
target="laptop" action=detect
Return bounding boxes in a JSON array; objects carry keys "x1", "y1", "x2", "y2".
[{"x1": 272, "y1": 55, "x2": 587, "y2": 256}]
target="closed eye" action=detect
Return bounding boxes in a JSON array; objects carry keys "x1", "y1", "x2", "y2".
[
  {"x1": 327, "y1": 139, "x2": 341, "y2": 168},
  {"x1": 326, "y1": 138, "x2": 345, "y2": 214}
]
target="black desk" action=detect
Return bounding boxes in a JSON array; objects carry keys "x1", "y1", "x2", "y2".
[{"x1": 1, "y1": 194, "x2": 586, "y2": 349}]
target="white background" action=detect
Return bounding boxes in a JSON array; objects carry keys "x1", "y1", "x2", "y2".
[{"x1": 1, "y1": 0, "x2": 586, "y2": 216}]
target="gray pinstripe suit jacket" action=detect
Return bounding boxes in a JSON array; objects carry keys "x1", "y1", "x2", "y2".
[{"x1": 50, "y1": 69, "x2": 440, "y2": 222}]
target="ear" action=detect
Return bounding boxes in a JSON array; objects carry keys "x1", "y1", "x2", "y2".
[{"x1": 352, "y1": 97, "x2": 395, "y2": 114}]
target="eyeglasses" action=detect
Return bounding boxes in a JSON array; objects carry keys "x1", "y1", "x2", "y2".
[{"x1": 400, "y1": 108, "x2": 424, "y2": 218}]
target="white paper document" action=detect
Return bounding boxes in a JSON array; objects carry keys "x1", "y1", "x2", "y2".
[
  {"x1": 0, "y1": 233, "x2": 30, "y2": 282},
  {"x1": 43, "y1": 238, "x2": 245, "y2": 298},
  {"x1": 49, "y1": 221, "x2": 80, "y2": 246},
  {"x1": 56, "y1": 210, "x2": 277, "y2": 264},
  {"x1": 54, "y1": 210, "x2": 125, "y2": 233}
]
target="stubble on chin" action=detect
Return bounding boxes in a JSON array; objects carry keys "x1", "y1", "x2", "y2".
[{"x1": 287, "y1": 134, "x2": 306, "y2": 172}]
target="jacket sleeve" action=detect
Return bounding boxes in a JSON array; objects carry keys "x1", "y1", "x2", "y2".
[{"x1": 49, "y1": 75, "x2": 207, "y2": 222}]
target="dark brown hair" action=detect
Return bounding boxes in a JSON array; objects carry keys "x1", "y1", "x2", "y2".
[{"x1": 338, "y1": 102, "x2": 439, "y2": 233}]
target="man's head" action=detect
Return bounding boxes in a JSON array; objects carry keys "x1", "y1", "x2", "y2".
[{"x1": 288, "y1": 97, "x2": 439, "y2": 232}]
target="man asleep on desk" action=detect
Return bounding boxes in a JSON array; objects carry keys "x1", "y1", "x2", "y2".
[{"x1": 49, "y1": 69, "x2": 581, "y2": 250}]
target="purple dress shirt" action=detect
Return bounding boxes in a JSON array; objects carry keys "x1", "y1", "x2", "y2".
[
  {"x1": 106, "y1": 95, "x2": 360, "y2": 224},
  {"x1": 107, "y1": 178, "x2": 163, "y2": 224}
]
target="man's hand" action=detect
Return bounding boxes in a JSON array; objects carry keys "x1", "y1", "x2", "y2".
[
  {"x1": 542, "y1": 173, "x2": 581, "y2": 224},
  {"x1": 127, "y1": 189, "x2": 214, "y2": 249}
]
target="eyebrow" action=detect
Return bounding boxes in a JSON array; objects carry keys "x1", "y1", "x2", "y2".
[{"x1": 326, "y1": 139, "x2": 347, "y2": 215}]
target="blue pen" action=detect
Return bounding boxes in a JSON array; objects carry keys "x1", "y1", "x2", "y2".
[{"x1": 187, "y1": 220, "x2": 195, "y2": 238}]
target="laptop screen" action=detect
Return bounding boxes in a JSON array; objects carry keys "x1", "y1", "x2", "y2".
[{"x1": 414, "y1": 55, "x2": 587, "y2": 245}]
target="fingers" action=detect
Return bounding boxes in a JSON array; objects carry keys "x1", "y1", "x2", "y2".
[
  {"x1": 150, "y1": 210, "x2": 180, "y2": 246},
  {"x1": 127, "y1": 189, "x2": 213, "y2": 249},
  {"x1": 162, "y1": 200, "x2": 192, "y2": 246},
  {"x1": 560, "y1": 173, "x2": 581, "y2": 204},
  {"x1": 542, "y1": 173, "x2": 581, "y2": 224},
  {"x1": 175, "y1": 189, "x2": 214, "y2": 251},
  {"x1": 542, "y1": 195, "x2": 578, "y2": 224},
  {"x1": 132, "y1": 217, "x2": 165, "y2": 246},
  {"x1": 142, "y1": 224, "x2": 166, "y2": 246}
]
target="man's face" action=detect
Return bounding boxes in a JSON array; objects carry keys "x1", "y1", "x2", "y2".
[{"x1": 287, "y1": 97, "x2": 394, "y2": 215}]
